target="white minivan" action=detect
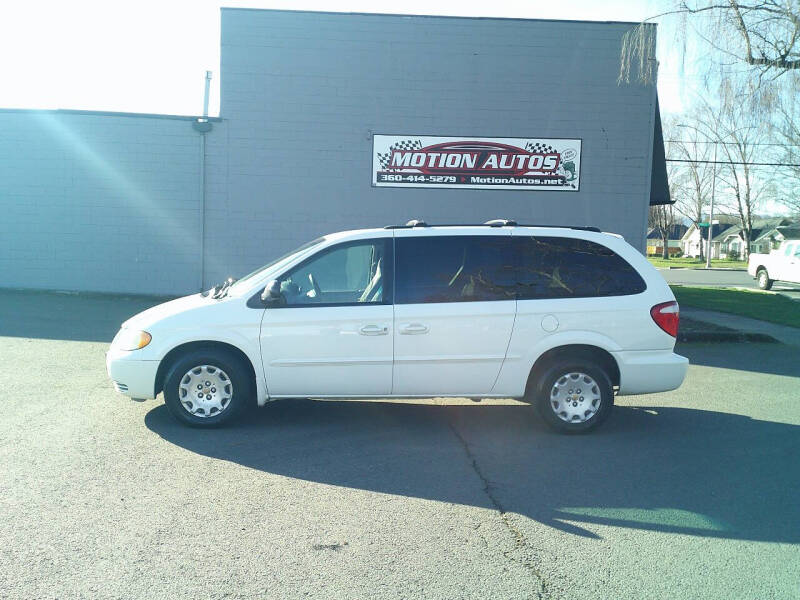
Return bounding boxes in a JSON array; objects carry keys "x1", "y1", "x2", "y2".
[{"x1": 107, "y1": 220, "x2": 688, "y2": 433}]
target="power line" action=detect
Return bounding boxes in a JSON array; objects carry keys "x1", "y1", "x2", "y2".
[
  {"x1": 665, "y1": 139, "x2": 800, "y2": 147},
  {"x1": 666, "y1": 158, "x2": 800, "y2": 167}
]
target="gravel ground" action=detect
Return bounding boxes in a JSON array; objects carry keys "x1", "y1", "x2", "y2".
[{"x1": 2, "y1": 290, "x2": 799, "y2": 599}]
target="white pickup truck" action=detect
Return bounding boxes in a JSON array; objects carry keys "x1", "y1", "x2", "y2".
[{"x1": 748, "y1": 239, "x2": 800, "y2": 289}]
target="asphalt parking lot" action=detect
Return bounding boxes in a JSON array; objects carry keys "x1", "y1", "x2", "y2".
[{"x1": 2, "y1": 290, "x2": 799, "y2": 600}]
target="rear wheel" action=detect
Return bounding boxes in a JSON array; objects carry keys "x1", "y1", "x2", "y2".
[
  {"x1": 529, "y1": 359, "x2": 614, "y2": 433},
  {"x1": 163, "y1": 349, "x2": 252, "y2": 427},
  {"x1": 756, "y1": 268, "x2": 773, "y2": 290}
]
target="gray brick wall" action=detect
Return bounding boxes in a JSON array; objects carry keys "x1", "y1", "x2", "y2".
[
  {"x1": 201, "y1": 10, "x2": 657, "y2": 285},
  {"x1": 0, "y1": 110, "x2": 203, "y2": 295},
  {"x1": 0, "y1": 11, "x2": 657, "y2": 296}
]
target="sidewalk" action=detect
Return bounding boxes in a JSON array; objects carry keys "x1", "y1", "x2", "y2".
[{"x1": 681, "y1": 307, "x2": 800, "y2": 347}]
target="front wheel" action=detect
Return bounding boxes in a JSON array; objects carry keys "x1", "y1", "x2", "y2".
[
  {"x1": 530, "y1": 360, "x2": 614, "y2": 433},
  {"x1": 163, "y1": 349, "x2": 253, "y2": 427},
  {"x1": 756, "y1": 268, "x2": 773, "y2": 290}
]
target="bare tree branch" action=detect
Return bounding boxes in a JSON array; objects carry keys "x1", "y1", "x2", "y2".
[{"x1": 621, "y1": 1, "x2": 800, "y2": 86}]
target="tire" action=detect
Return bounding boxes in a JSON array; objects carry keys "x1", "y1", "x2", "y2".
[
  {"x1": 529, "y1": 359, "x2": 614, "y2": 434},
  {"x1": 163, "y1": 349, "x2": 253, "y2": 427},
  {"x1": 756, "y1": 268, "x2": 773, "y2": 290}
]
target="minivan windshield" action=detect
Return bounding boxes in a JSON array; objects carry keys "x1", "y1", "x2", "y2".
[{"x1": 225, "y1": 237, "x2": 326, "y2": 297}]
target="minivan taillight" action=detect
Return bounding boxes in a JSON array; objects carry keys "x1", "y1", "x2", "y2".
[{"x1": 651, "y1": 301, "x2": 679, "y2": 337}]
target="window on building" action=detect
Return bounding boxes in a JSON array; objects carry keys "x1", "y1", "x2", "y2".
[{"x1": 515, "y1": 236, "x2": 646, "y2": 299}]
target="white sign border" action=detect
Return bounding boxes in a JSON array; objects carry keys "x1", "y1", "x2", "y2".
[{"x1": 371, "y1": 134, "x2": 582, "y2": 192}]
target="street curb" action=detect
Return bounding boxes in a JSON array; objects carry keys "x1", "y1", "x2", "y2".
[{"x1": 678, "y1": 331, "x2": 779, "y2": 344}]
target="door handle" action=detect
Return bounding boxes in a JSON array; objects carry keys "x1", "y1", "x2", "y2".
[
  {"x1": 359, "y1": 324, "x2": 388, "y2": 336},
  {"x1": 399, "y1": 323, "x2": 429, "y2": 335}
]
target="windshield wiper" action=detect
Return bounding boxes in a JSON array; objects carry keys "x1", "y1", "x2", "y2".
[
  {"x1": 201, "y1": 281, "x2": 223, "y2": 298},
  {"x1": 211, "y1": 277, "x2": 237, "y2": 299}
]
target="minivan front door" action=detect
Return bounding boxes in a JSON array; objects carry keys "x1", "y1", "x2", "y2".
[
  {"x1": 260, "y1": 238, "x2": 393, "y2": 397},
  {"x1": 392, "y1": 231, "x2": 516, "y2": 396}
]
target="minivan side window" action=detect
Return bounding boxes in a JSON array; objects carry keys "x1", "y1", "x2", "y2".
[
  {"x1": 516, "y1": 236, "x2": 646, "y2": 299},
  {"x1": 395, "y1": 236, "x2": 516, "y2": 304},
  {"x1": 278, "y1": 239, "x2": 391, "y2": 306}
]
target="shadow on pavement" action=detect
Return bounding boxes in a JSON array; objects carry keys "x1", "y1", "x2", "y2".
[
  {"x1": 0, "y1": 289, "x2": 172, "y2": 342},
  {"x1": 677, "y1": 341, "x2": 800, "y2": 378},
  {"x1": 146, "y1": 399, "x2": 800, "y2": 544}
]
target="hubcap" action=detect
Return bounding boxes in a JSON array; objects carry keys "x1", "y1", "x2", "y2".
[
  {"x1": 178, "y1": 365, "x2": 233, "y2": 418},
  {"x1": 549, "y1": 372, "x2": 601, "y2": 423}
]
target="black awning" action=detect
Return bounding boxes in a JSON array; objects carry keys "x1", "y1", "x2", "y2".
[{"x1": 649, "y1": 95, "x2": 672, "y2": 205}]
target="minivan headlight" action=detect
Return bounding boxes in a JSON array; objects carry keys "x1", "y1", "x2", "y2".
[{"x1": 113, "y1": 329, "x2": 152, "y2": 351}]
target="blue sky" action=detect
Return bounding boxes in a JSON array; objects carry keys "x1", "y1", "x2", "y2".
[{"x1": 0, "y1": 0, "x2": 697, "y2": 117}]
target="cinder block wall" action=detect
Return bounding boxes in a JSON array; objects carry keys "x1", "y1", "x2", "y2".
[
  {"x1": 203, "y1": 9, "x2": 656, "y2": 285},
  {"x1": 0, "y1": 11, "x2": 657, "y2": 295},
  {"x1": 0, "y1": 110, "x2": 203, "y2": 295}
]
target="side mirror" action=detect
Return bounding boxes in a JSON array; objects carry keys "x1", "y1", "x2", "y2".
[{"x1": 260, "y1": 279, "x2": 283, "y2": 304}]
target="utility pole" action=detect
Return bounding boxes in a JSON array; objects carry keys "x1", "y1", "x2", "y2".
[
  {"x1": 192, "y1": 71, "x2": 214, "y2": 290},
  {"x1": 705, "y1": 142, "x2": 717, "y2": 269},
  {"x1": 203, "y1": 70, "x2": 212, "y2": 118}
]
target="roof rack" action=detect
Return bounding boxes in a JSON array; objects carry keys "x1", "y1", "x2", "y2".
[
  {"x1": 484, "y1": 219, "x2": 518, "y2": 227},
  {"x1": 522, "y1": 224, "x2": 602, "y2": 233},
  {"x1": 384, "y1": 219, "x2": 429, "y2": 229},
  {"x1": 385, "y1": 219, "x2": 601, "y2": 233}
]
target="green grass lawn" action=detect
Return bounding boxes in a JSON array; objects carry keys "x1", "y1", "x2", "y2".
[
  {"x1": 670, "y1": 286, "x2": 800, "y2": 329},
  {"x1": 648, "y1": 257, "x2": 746, "y2": 269}
]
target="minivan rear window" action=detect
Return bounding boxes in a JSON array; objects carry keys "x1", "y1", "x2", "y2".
[
  {"x1": 395, "y1": 236, "x2": 516, "y2": 304},
  {"x1": 515, "y1": 236, "x2": 646, "y2": 299}
]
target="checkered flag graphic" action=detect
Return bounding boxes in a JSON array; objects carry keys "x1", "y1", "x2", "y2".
[
  {"x1": 525, "y1": 142, "x2": 557, "y2": 154},
  {"x1": 378, "y1": 139, "x2": 423, "y2": 170}
]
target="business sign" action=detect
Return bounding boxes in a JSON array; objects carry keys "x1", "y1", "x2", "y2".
[{"x1": 372, "y1": 135, "x2": 581, "y2": 191}]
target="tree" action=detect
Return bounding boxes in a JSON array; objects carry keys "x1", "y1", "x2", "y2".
[
  {"x1": 712, "y1": 84, "x2": 775, "y2": 261},
  {"x1": 664, "y1": 115, "x2": 715, "y2": 259},
  {"x1": 620, "y1": 1, "x2": 800, "y2": 85},
  {"x1": 649, "y1": 203, "x2": 677, "y2": 259},
  {"x1": 771, "y1": 96, "x2": 800, "y2": 215},
  {"x1": 666, "y1": 86, "x2": 777, "y2": 261}
]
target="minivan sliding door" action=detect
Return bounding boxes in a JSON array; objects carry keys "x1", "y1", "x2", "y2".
[{"x1": 391, "y1": 232, "x2": 516, "y2": 396}]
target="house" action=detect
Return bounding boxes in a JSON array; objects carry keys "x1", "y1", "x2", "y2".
[
  {"x1": 681, "y1": 219, "x2": 736, "y2": 258},
  {"x1": 750, "y1": 223, "x2": 800, "y2": 255},
  {"x1": 713, "y1": 218, "x2": 795, "y2": 259},
  {"x1": 646, "y1": 224, "x2": 688, "y2": 256},
  {"x1": 681, "y1": 217, "x2": 799, "y2": 259},
  {"x1": 712, "y1": 226, "x2": 747, "y2": 259}
]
